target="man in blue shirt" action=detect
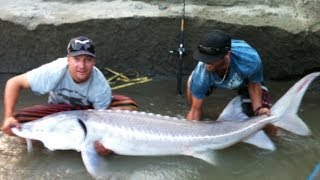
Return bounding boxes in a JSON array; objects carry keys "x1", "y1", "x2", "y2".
[{"x1": 186, "y1": 30, "x2": 271, "y2": 121}]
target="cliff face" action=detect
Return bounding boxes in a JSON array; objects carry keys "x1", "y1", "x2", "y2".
[{"x1": 0, "y1": 0, "x2": 319, "y2": 79}]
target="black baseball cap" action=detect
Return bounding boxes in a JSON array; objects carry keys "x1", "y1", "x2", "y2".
[
  {"x1": 193, "y1": 30, "x2": 231, "y2": 63},
  {"x1": 67, "y1": 36, "x2": 96, "y2": 57}
]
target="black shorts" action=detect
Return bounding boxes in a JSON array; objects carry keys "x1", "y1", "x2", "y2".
[
  {"x1": 238, "y1": 85, "x2": 271, "y2": 117},
  {"x1": 205, "y1": 84, "x2": 271, "y2": 117}
]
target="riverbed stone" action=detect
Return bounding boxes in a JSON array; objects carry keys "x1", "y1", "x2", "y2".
[{"x1": 0, "y1": 0, "x2": 319, "y2": 79}]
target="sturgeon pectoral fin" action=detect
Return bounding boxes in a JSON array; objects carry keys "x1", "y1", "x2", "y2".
[
  {"x1": 26, "y1": 139, "x2": 33, "y2": 152},
  {"x1": 81, "y1": 143, "x2": 111, "y2": 179},
  {"x1": 189, "y1": 151, "x2": 218, "y2": 165},
  {"x1": 242, "y1": 130, "x2": 276, "y2": 151}
]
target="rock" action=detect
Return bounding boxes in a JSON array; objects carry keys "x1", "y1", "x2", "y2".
[{"x1": 0, "y1": 0, "x2": 319, "y2": 79}]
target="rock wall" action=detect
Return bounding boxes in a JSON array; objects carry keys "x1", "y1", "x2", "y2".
[{"x1": 0, "y1": 0, "x2": 320, "y2": 79}]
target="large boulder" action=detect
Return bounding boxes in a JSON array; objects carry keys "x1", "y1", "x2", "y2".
[{"x1": 0, "y1": 0, "x2": 319, "y2": 79}]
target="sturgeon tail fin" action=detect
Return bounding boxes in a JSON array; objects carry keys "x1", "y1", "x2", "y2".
[{"x1": 270, "y1": 72, "x2": 320, "y2": 136}]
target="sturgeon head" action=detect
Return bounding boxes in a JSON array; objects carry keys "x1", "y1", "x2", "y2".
[{"x1": 11, "y1": 111, "x2": 87, "y2": 151}]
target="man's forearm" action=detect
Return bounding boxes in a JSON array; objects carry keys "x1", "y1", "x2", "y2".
[
  {"x1": 247, "y1": 82, "x2": 263, "y2": 112},
  {"x1": 3, "y1": 78, "x2": 22, "y2": 119},
  {"x1": 186, "y1": 109, "x2": 202, "y2": 121},
  {"x1": 3, "y1": 75, "x2": 30, "y2": 119}
]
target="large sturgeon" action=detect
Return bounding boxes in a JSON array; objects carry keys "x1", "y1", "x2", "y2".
[{"x1": 11, "y1": 72, "x2": 320, "y2": 178}]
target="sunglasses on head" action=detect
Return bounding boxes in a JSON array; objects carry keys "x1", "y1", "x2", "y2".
[
  {"x1": 198, "y1": 45, "x2": 229, "y2": 55},
  {"x1": 68, "y1": 39, "x2": 95, "y2": 53}
]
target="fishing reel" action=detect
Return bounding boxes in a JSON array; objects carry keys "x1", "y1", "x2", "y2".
[{"x1": 169, "y1": 44, "x2": 187, "y2": 57}]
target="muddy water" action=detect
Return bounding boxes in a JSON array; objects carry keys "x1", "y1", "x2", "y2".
[{"x1": 0, "y1": 74, "x2": 319, "y2": 180}]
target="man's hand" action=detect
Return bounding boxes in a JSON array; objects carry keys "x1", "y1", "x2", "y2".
[
  {"x1": 255, "y1": 107, "x2": 271, "y2": 116},
  {"x1": 1, "y1": 117, "x2": 20, "y2": 136},
  {"x1": 94, "y1": 141, "x2": 113, "y2": 156}
]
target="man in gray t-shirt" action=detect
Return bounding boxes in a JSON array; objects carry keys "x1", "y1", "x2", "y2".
[{"x1": 1, "y1": 36, "x2": 112, "y2": 136}]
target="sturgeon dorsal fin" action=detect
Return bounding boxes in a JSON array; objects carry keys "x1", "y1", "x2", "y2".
[{"x1": 217, "y1": 96, "x2": 248, "y2": 122}]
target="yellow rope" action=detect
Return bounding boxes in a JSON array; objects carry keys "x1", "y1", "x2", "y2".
[
  {"x1": 104, "y1": 68, "x2": 152, "y2": 90},
  {"x1": 111, "y1": 78, "x2": 152, "y2": 90},
  {"x1": 105, "y1": 68, "x2": 130, "y2": 82}
]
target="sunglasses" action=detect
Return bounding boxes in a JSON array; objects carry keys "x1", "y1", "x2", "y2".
[
  {"x1": 198, "y1": 45, "x2": 229, "y2": 55},
  {"x1": 68, "y1": 39, "x2": 95, "y2": 54}
]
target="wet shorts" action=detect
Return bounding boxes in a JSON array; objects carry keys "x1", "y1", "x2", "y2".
[{"x1": 237, "y1": 85, "x2": 271, "y2": 117}]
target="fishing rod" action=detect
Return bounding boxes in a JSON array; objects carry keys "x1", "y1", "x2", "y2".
[{"x1": 170, "y1": 0, "x2": 186, "y2": 95}]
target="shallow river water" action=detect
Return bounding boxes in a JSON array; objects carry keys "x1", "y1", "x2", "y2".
[{"x1": 0, "y1": 73, "x2": 319, "y2": 180}]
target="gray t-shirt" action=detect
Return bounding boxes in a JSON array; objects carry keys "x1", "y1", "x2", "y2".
[{"x1": 26, "y1": 57, "x2": 112, "y2": 109}]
